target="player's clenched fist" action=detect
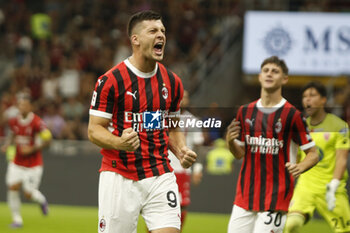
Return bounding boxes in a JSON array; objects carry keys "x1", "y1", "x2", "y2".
[
  {"x1": 120, "y1": 128, "x2": 140, "y2": 151},
  {"x1": 226, "y1": 118, "x2": 241, "y2": 143},
  {"x1": 179, "y1": 147, "x2": 197, "y2": 169},
  {"x1": 285, "y1": 162, "x2": 302, "y2": 178}
]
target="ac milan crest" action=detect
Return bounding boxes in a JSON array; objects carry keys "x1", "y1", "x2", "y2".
[
  {"x1": 323, "y1": 132, "x2": 330, "y2": 141},
  {"x1": 275, "y1": 118, "x2": 282, "y2": 133},
  {"x1": 99, "y1": 218, "x2": 106, "y2": 232},
  {"x1": 162, "y1": 86, "x2": 168, "y2": 99}
]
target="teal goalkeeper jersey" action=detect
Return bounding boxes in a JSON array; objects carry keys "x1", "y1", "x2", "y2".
[{"x1": 297, "y1": 113, "x2": 350, "y2": 194}]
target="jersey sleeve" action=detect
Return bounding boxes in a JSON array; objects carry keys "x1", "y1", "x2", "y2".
[
  {"x1": 292, "y1": 111, "x2": 315, "y2": 151},
  {"x1": 89, "y1": 75, "x2": 116, "y2": 119},
  {"x1": 169, "y1": 73, "x2": 184, "y2": 115},
  {"x1": 335, "y1": 123, "x2": 350, "y2": 150},
  {"x1": 37, "y1": 117, "x2": 48, "y2": 132}
]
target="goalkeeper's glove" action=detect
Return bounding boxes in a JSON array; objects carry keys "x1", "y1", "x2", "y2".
[{"x1": 326, "y1": 179, "x2": 340, "y2": 211}]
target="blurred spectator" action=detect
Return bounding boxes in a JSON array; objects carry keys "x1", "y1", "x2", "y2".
[
  {"x1": 206, "y1": 138, "x2": 234, "y2": 175},
  {"x1": 31, "y1": 12, "x2": 51, "y2": 39},
  {"x1": 57, "y1": 56, "x2": 80, "y2": 99},
  {"x1": 62, "y1": 97, "x2": 85, "y2": 140},
  {"x1": 42, "y1": 71, "x2": 59, "y2": 101},
  {"x1": 42, "y1": 102, "x2": 66, "y2": 139}
]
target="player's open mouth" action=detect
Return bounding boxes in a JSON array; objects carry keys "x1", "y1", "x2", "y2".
[
  {"x1": 305, "y1": 105, "x2": 313, "y2": 113},
  {"x1": 154, "y1": 42, "x2": 163, "y2": 56}
]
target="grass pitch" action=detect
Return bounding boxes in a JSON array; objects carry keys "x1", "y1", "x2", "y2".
[{"x1": 0, "y1": 202, "x2": 332, "y2": 233}]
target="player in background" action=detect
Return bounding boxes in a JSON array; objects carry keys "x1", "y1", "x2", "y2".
[
  {"x1": 88, "y1": 11, "x2": 197, "y2": 233},
  {"x1": 226, "y1": 56, "x2": 319, "y2": 233},
  {"x1": 284, "y1": 81, "x2": 350, "y2": 233},
  {"x1": 1, "y1": 93, "x2": 52, "y2": 228},
  {"x1": 168, "y1": 90, "x2": 204, "y2": 231}
]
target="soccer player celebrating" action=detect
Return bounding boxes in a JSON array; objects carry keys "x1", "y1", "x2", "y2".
[
  {"x1": 1, "y1": 93, "x2": 52, "y2": 228},
  {"x1": 88, "y1": 11, "x2": 197, "y2": 233},
  {"x1": 226, "y1": 56, "x2": 319, "y2": 233},
  {"x1": 284, "y1": 81, "x2": 350, "y2": 233}
]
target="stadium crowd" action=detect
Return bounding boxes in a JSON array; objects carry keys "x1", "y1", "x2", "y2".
[
  {"x1": 0, "y1": 0, "x2": 242, "y2": 140},
  {"x1": 0, "y1": 0, "x2": 349, "y2": 141}
]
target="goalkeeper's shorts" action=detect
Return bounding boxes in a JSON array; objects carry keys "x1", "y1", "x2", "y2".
[{"x1": 289, "y1": 185, "x2": 350, "y2": 233}]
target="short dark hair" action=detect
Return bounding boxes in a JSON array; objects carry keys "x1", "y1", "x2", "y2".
[
  {"x1": 301, "y1": 81, "x2": 327, "y2": 97},
  {"x1": 127, "y1": 10, "x2": 162, "y2": 37},
  {"x1": 260, "y1": 56, "x2": 289, "y2": 75}
]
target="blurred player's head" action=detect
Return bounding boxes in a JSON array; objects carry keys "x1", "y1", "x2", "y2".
[
  {"x1": 301, "y1": 81, "x2": 327, "y2": 117},
  {"x1": 127, "y1": 10, "x2": 165, "y2": 62},
  {"x1": 259, "y1": 56, "x2": 289, "y2": 92},
  {"x1": 17, "y1": 92, "x2": 32, "y2": 117}
]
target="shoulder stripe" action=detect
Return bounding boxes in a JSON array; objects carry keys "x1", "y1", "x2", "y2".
[
  {"x1": 89, "y1": 109, "x2": 112, "y2": 119},
  {"x1": 92, "y1": 75, "x2": 108, "y2": 110}
]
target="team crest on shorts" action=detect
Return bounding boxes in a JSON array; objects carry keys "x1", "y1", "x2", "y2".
[
  {"x1": 99, "y1": 218, "x2": 106, "y2": 232},
  {"x1": 162, "y1": 85, "x2": 168, "y2": 100}
]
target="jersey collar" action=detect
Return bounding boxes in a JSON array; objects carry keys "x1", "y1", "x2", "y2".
[
  {"x1": 124, "y1": 59, "x2": 158, "y2": 78},
  {"x1": 257, "y1": 98, "x2": 287, "y2": 114},
  {"x1": 18, "y1": 112, "x2": 34, "y2": 126}
]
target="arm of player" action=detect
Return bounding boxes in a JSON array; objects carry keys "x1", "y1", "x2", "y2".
[
  {"x1": 333, "y1": 148, "x2": 349, "y2": 181},
  {"x1": 168, "y1": 127, "x2": 197, "y2": 169},
  {"x1": 88, "y1": 115, "x2": 140, "y2": 151},
  {"x1": 226, "y1": 118, "x2": 245, "y2": 159},
  {"x1": 285, "y1": 146, "x2": 318, "y2": 178},
  {"x1": 20, "y1": 129, "x2": 53, "y2": 156},
  {"x1": 325, "y1": 148, "x2": 349, "y2": 211},
  {"x1": 0, "y1": 131, "x2": 15, "y2": 154}
]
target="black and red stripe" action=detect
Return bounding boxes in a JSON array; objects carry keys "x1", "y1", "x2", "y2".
[
  {"x1": 233, "y1": 100, "x2": 313, "y2": 212},
  {"x1": 90, "y1": 61, "x2": 183, "y2": 181}
]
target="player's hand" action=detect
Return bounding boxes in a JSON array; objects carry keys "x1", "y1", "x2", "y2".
[
  {"x1": 179, "y1": 147, "x2": 197, "y2": 169},
  {"x1": 20, "y1": 145, "x2": 36, "y2": 156},
  {"x1": 119, "y1": 128, "x2": 140, "y2": 151},
  {"x1": 226, "y1": 118, "x2": 241, "y2": 143},
  {"x1": 285, "y1": 162, "x2": 302, "y2": 179},
  {"x1": 326, "y1": 179, "x2": 340, "y2": 211}
]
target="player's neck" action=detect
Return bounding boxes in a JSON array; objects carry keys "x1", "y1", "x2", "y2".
[
  {"x1": 21, "y1": 112, "x2": 28, "y2": 118},
  {"x1": 310, "y1": 109, "x2": 327, "y2": 126},
  {"x1": 129, "y1": 54, "x2": 157, "y2": 73},
  {"x1": 260, "y1": 88, "x2": 283, "y2": 107}
]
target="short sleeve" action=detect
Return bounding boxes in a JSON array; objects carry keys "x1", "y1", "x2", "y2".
[
  {"x1": 335, "y1": 124, "x2": 350, "y2": 150},
  {"x1": 89, "y1": 75, "x2": 116, "y2": 119},
  {"x1": 292, "y1": 111, "x2": 315, "y2": 151}
]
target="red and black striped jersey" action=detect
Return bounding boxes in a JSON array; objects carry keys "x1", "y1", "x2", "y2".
[
  {"x1": 233, "y1": 98, "x2": 315, "y2": 212},
  {"x1": 89, "y1": 59, "x2": 184, "y2": 181},
  {"x1": 8, "y1": 112, "x2": 47, "y2": 167}
]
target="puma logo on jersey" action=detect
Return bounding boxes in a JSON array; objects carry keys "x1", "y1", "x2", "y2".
[
  {"x1": 97, "y1": 79, "x2": 104, "y2": 86},
  {"x1": 245, "y1": 118, "x2": 255, "y2": 127},
  {"x1": 126, "y1": 90, "x2": 137, "y2": 100}
]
